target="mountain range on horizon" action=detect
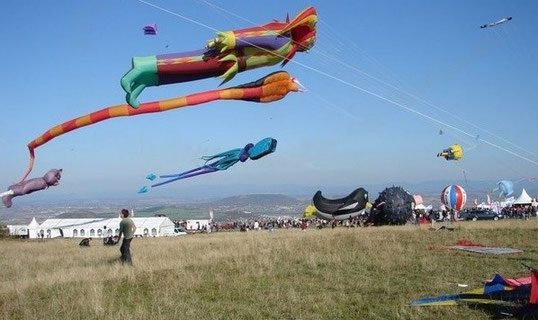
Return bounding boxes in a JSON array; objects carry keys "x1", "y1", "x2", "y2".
[
  {"x1": 1, "y1": 179, "x2": 536, "y2": 224},
  {"x1": 2, "y1": 178, "x2": 537, "y2": 202}
]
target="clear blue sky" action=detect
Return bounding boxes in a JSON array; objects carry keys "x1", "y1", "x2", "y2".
[{"x1": 1, "y1": 0, "x2": 537, "y2": 198}]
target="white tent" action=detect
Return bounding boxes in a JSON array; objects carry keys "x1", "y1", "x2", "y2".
[
  {"x1": 477, "y1": 202, "x2": 491, "y2": 209},
  {"x1": 28, "y1": 217, "x2": 40, "y2": 238},
  {"x1": 501, "y1": 196, "x2": 515, "y2": 208},
  {"x1": 415, "y1": 204, "x2": 432, "y2": 210},
  {"x1": 514, "y1": 189, "x2": 533, "y2": 205},
  {"x1": 31, "y1": 217, "x2": 175, "y2": 239},
  {"x1": 6, "y1": 224, "x2": 29, "y2": 237}
]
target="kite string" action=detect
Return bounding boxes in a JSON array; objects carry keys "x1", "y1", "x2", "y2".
[
  {"x1": 196, "y1": 0, "x2": 537, "y2": 159},
  {"x1": 138, "y1": 0, "x2": 538, "y2": 167}
]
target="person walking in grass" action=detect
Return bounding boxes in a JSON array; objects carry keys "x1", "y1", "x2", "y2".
[{"x1": 117, "y1": 209, "x2": 136, "y2": 265}]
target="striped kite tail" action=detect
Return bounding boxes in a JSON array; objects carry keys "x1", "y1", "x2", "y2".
[{"x1": 18, "y1": 71, "x2": 299, "y2": 182}]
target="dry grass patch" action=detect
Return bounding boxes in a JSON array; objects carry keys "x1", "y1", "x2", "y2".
[{"x1": 1, "y1": 220, "x2": 537, "y2": 319}]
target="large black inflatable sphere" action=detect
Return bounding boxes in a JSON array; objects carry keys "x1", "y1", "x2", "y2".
[{"x1": 371, "y1": 186, "x2": 415, "y2": 225}]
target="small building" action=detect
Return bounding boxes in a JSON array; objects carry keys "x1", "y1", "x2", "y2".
[{"x1": 13, "y1": 217, "x2": 176, "y2": 239}]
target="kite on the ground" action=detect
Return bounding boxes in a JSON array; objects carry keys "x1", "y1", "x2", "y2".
[
  {"x1": 18, "y1": 71, "x2": 299, "y2": 185},
  {"x1": 121, "y1": 7, "x2": 317, "y2": 108},
  {"x1": 1, "y1": 169, "x2": 62, "y2": 208},
  {"x1": 411, "y1": 266, "x2": 538, "y2": 319},
  {"x1": 481, "y1": 17, "x2": 512, "y2": 29},
  {"x1": 143, "y1": 24, "x2": 157, "y2": 35},
  {"x1": 311, "y1": 188, "x2": 371, "y2": 220},
  {"x1": 139, "y1": 138, "x2": 277, "y2": 193},
  {"x1": 437, "y1": 144, "x2": 464, "y2": 161}
]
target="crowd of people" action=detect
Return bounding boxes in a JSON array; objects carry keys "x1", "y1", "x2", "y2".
[
  {"x1": 174, "y1": 216, "x2": 371, "y2": 233},
  {"x1": 172, "y1": 204, "x2": 538, "y2": 233},
  {"x1": 500, "y1": 205, "x2": 537, "y2": 219}
]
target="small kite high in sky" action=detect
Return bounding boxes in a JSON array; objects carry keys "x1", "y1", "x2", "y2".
[
  {"x1": 143, "y1": 24, "x2": 157, "y2": 35},
  {"x1": 480, "y1": 17, "x2": 512, "y2": 29},
  {"x1": 139, "y1": 137, "x2": 277, "y2": 193},
  {"x1": 437, "y1": 144, "x2": 464, "y2": 161}
]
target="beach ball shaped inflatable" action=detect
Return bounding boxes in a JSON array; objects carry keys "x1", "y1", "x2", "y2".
[{"x1": 441, "y1": 185, "x2": 467, "y2": 211}]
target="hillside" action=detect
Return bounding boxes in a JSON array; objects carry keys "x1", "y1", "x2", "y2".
[
  {"x1": 210, "y1": 194, "x2": 302, "y2": 206},
  {"x1": 1, "y1": 220, "x2": 537, "y2": 319}
]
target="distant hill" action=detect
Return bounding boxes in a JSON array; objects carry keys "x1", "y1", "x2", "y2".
[
  {"x1": 211, "y1": 194, "x2": 301, "y2": 207},
  {"x1": 56, "y1": 210, "x2": 115, "y2": 219}
]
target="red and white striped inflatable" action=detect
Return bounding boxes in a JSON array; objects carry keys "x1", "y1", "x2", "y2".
[{"x1": 441, "y1": 185, "x2": 467, "y2": 211}]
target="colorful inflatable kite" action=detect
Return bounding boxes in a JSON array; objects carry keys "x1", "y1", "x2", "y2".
[
  {"x1": 121, "y1": 6, "x2": 317, "y2": 108},
  {"x1": 18, "y1": 71, "x2": 299, "y2": 184},
  {"x1": 312, "y1": 188, "x2": 371, "y2": 220},
  {"x1": 437, "y1": 144, "x2": 464, "y2": 161},
  {"x1": 1, "y1": 169, "x2": 62, "y2": 208},
  {"x1": 441, "y1": 185, "x2": 467, "y2": 211},
  {"x1": 494, "y1": 180, "x2": 515, "y2": 198},
  {"x1": 303, "y1": 205, "x2": 316, "y2": 219},
  {"x1": 411, "y1": 267, "x2": 538, "y2": 319},
  {"x1": 139, "y1": 137, "x2": 277, "y2": 192},
  {"x1": 369, "y1": 186, "x2": 415, "y2": 225}
]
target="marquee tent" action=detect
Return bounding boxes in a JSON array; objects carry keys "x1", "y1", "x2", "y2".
[
  {"x1": 514, "y1": 189, "x2": 533, "y2": 205},
  {"x1": 15, "y1": 217, "x2": 176, "y2": 239}
]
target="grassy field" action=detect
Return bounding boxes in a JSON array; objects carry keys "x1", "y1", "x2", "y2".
[{"x1": 1, "y1": 220, "x2": 537, "y2": 319}]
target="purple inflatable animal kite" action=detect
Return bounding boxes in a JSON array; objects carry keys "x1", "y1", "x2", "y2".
[{"x1": 1, "y1": 169, "x2": 62, "y2": 208}]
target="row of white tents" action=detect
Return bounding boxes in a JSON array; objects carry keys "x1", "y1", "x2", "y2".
[
  {"x1": 7, "y1": 217, "x2": 178, "y2": 239},
  {"x1": 476, "y1": 189, "x2": 537, "y2": 211}
]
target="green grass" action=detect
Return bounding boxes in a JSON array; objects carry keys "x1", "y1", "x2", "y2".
[{"x1": 1, "y1": 220, "x2": 537, "y2": 319}]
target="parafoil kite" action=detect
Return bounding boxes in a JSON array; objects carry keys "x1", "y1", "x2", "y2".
[
  {"x1": 493, "y1": 180, "x2": 514, "y2": 198},
  {"x1": 312, "y1": 188, "x2": 370, "y2": 220},
  {"x1": 18, "y1": 71, "x2": 299, "y2": 184},
  {"x1": 139, "y1": 137, "x2": 277, "y2": 193},
  {"x1": 480, "y1": 17, "x2": 512, "y2": 29},
  {"x1": 143, "y1": 24, "x2": 157, "y2": 35},
  {"x1": 437, "y1": 144, "x2": 463, "y2": 161},
  {"x1": 2, "y1": 169, "x2": 62, "y2": 208},
  {"x1": 121, "y1": 6, "x2": 317, "y2": 108},
  {"x1": 441, "y1": 185, "x2": 467, "y2": 211}
]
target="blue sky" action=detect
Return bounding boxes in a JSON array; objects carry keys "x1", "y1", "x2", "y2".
[{"x1": 1, "y1": 0, "x2": 537, "y2": 199}]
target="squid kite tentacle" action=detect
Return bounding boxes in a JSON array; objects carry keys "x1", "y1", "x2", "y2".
[{"x1": 20, "y1": 71, "x2": 299, "y2": 182}]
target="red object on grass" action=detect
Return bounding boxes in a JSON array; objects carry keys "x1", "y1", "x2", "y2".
[{"x1": 455, "y1": 239, "x2": 485, "y2": 247}]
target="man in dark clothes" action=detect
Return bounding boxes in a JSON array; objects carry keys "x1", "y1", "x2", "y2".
[
  {"x1": 79, "y1": 237, "x2": 91, "y2": 247},
  {"x1": 117, "y1": 209, "x2": 136, "y2": 265}
]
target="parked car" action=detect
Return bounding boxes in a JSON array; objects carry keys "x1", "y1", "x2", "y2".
[{"x1": 461, "y1": 209, "x2": 502, "y2": 221}]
